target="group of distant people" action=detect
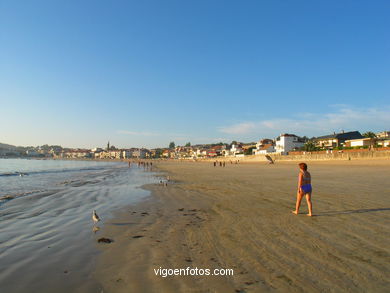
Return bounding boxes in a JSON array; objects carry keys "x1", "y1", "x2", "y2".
[
  {"x1": 213, "y1": 161, "x2": 226, "y2": 167},
  {"x1": 128, "y1": 160, "x2": 153, "y2": 170},
  {"x1": 212, "y1": 160, "x2": 241, "y2": 167}
]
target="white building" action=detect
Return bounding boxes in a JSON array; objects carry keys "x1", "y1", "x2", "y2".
[
  {"x1": 254, "y1": 139, "x2": 275, "y2": 155},
  {"x1": 254, "y1": 144, "x2": 275, "y2": 155},
  {"x1": 222, "y1": 149, "x2": 231, "y2": 157},
  {"x1": 122, "y1": 150, "x2": 133, "y2": 159},
  {"x1": 378, "y1": 140, "x2": 390, "y2": 147},
  {"x1": 91, "y1": 147, "x2": 103, "y2": 152},
  {"x1": 132, "y1": 148, "x2": 150, "y2": 159},
  {"x1": 230, "y1": 144, "x2": 243, "y2": 156},
  {"x1": 275, "y1": 134, "x2": 305, "y2": 155},
  {"x1": 376, "y1": 131, "x2": 390, "y2": 139},
  {"x1": 345, "y1": 138, "x2": 373, "y2": 147},
  {"x1": 26, "y1": 150, "x2": 40, "y2": 156}
]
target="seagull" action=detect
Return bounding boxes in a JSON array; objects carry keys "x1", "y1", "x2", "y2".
[{"x1": 92, "y1": 210, "x2": 101, "y2": 224}]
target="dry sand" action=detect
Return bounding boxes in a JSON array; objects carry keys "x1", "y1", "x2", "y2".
[{"x1": 94, "y1": 159, "x2": 390, "y2": 292}]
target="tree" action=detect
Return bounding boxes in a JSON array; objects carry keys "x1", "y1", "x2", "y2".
[
  {"x1": 231, "y1": 140, "x2": 238, "y2": 146},
  {"x1": 363, "y1": 131, "x2": 376, "y2": 138},
  {"x1": 40, "y1": 144, "x2": 50, "y2": 151},
  {"x1": 303, "y1": 141, "x2": 317, "y2": 152},
  {"x1": 154, "y1": 149, "x2": 163, "y2": 158},
  {"x1": 185, "y1": 142, "x2": 191, "y2": 147},
  {"x1": 244, "y1": 146, "x2": 256, "y2": 155},
  {"x1": 301, "y1": 136, "x2": 309, "y2": 142},
  {"x1": 169, "y1": 142, "x2": 175, "y2": 149}
]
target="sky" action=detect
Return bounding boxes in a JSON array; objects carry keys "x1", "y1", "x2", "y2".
[{"x1": 0, "y1": 0, "x2": 389, "y2": 148}]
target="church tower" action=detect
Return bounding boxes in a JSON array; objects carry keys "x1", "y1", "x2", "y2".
[{"x1": 107, "y1": 141, "x2": 110, "y2": 151}]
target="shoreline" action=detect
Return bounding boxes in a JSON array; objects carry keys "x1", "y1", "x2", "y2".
[{"x1": 93, "y1": 159, "x2": 390, "y2": 292}]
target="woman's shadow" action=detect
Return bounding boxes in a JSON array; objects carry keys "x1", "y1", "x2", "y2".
[{"x1": 316, "y1": 208, "x2": 390, "y2": 216}]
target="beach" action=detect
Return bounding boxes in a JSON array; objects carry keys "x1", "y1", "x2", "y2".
[{"x1": 94, "y1": 159, "x2": 390, "y2": 293}]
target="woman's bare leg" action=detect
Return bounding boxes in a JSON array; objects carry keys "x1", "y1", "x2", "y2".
[
  {"x1": 292, "y1": 191, "x2": 303, "y2": 214},
  {"x1": 305, "y1": 193, "x2": 313, "y2": 216}
]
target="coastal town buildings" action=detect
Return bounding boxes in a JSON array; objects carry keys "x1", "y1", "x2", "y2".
[
  {"x1": 376, "y1": 131, "x2": 390, "y2": 139},
  {"x1": 377, "y1": 139, "x2": 390, "y2": 147},
  {"x1": 162, "y1": 150, "x2": 171, "y2": 158},
  {"x1": 173, "y1": 146, "x2": 195, "y2": 159},
  {"x1": 314, "y1": 131, "x2": 363, "y2": 149},
  {"x1": 374, "y1": 131, "x2": 390, "y2": 147},
  {"x1": 254, "y1": 139, "x2": 275, "y2": 155},
  {"x1": 275, "y1": 134, "x2": 305, "y2": 155},
  {"x1": 230, "y1": 143, "x2": 244, "y2": 156},
  {"x1": 345, "y1": 138, "x2": 375, "y2": 148},
  {"x1": 242, "y1": 143, "x2": 256, "y2": 155},
  {"x1": 26, "y1": 150, "x2": 40, "y2": 157},
  {"x1": 222, "y1": 148, "x2": 231, "y2": 157},
  {"x1": 110, "y1": 150, "x2": 122, "y2": 159},
  {"x1": 1, "y1": 129, "x2": 389, "y2": 160},
  {"x1": 211, "y1": 145, "x2": 225, "y2": 156},
  {"x1": 122, "y1": 150, "x2": 133, "y2": 159},
  {"x1": 197, "y1": 149, "x2": 208, "y2": 157},
  {"x1": 60, "y1": 149, "x2": 92, "y2": 159},
  {"x1": 1, "y1": 149, "x2": 21, "y2": 156},
  {"x1": 130, "y1": 148, "x2": 150, "y2": 159},
  {"x1": 206, "y1": 149, "x2": 218, "y2": 157},
  {"x1": 254, "y1": 144, "x2": 275, "y2": 155},
  {"x1": 91, "y1": 147, "x2": 103, "y2": 152}
]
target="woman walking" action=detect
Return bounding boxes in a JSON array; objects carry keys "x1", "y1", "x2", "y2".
[{"x1": 292, "y1": 163, "x2": 313, "y2": 216}]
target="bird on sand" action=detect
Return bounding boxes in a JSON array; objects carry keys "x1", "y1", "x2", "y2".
[{"x1": 92, "y1": 210, "x2": 101, "y2": 224}]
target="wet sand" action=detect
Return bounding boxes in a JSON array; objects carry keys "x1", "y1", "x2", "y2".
[
  {"x1": 95, "y1": 159, "x2": 390, "y2": 292},
  {"x1": 0, "y1": 163, "x2": 154, "y2": 293}
]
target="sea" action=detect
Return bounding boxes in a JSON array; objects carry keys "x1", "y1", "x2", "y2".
[{"x1": 0, "y1": 158, "x2": 156, "y2": 293}]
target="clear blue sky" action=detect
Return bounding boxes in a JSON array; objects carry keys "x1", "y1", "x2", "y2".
[{"x1": 1, "y1": 0, "x2": 389, "y2": 148}]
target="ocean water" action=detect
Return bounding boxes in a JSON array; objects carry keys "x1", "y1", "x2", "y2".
[{"x1": 0, "y1": 158, "x2": 156, "y2": 293}]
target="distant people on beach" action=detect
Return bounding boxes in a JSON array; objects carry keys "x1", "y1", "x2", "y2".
[
  {"x1": 223, "y1": 162, "x2": 225, "y2": 167},
  {"x1": 292, "y1": 163, "x2": 313, "y2": 216},
  {"x1": 213, "y1": 161, "x2": 216, "y2": 167}
]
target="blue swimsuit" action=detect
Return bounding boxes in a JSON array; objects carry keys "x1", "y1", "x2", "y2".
[
  {"x1": 301, "y1": 184, "x2": 312, "y2": 193},
  {"x1": 301, "y1": 172, "x2": 312, "y2": 193}
]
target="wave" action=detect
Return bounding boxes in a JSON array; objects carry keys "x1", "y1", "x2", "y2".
[
  {"x1": 0, "y1": 189, "x2": 46, "y2": 204},
  {"x1": 0, "y1": 172, "x2": 29, "y2": 177},
  {"x1": 0, "y1": 166, "x2": 109, "y2": 177}
]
